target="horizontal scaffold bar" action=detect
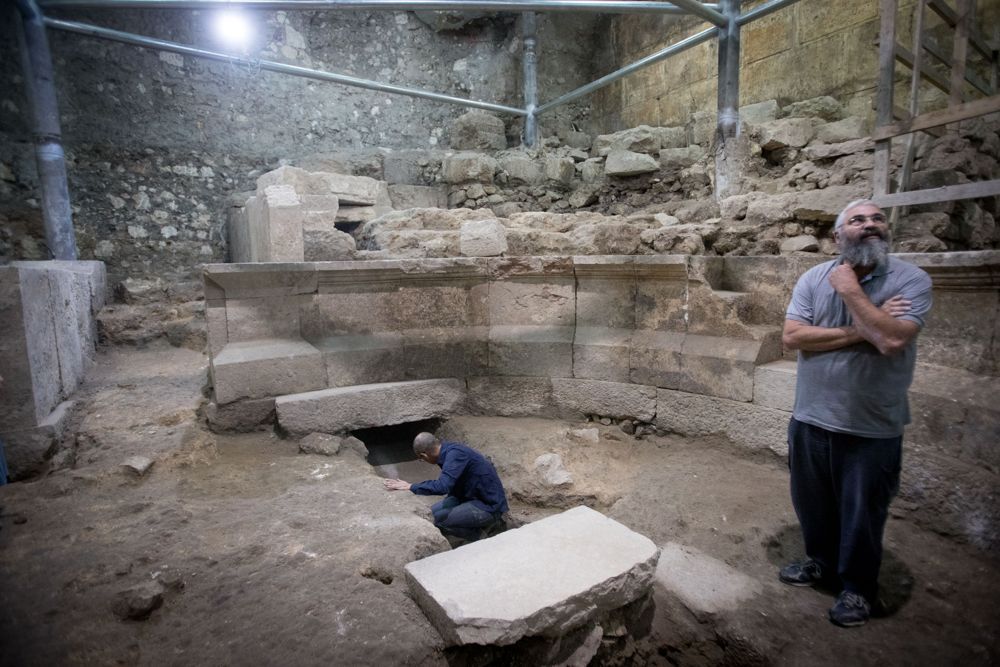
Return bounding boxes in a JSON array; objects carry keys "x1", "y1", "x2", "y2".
[{"x1": 38, "y1": 0, "x2": 721, "y2": 15}]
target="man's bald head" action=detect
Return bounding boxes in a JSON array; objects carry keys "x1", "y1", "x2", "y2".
[{"x1": 413, "y1": 432, "x2": 440, "y2": 456}]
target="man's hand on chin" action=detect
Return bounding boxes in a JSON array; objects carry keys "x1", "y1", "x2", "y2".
[{"x1": 829, "y1": 263, "x2": 862, "y2": 296}]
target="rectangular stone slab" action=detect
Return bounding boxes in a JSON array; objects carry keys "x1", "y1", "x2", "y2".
[
  {"x1": 404, "y1": 505, "x2": 659, "y2": 647},
  {"x1": 275, "y1": 378, "x2": 466, "y2": 435}
]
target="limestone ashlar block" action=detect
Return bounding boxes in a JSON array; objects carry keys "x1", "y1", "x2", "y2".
[
  {"x1": 318, "y1": 332, "x2": 406, "y2": 387},
  {"x1": 629, "y1": 330, "x2": 685, "y2": 389},
  {"x1": 404, "y1": 505, "x2": 659, "y2": 646},
  {"x1": 672, "y1": 334, "x2": 769, "y2": 403},
  {"x1": 261, "y1": 185, "x2": 305, "y2": 262},
  {"x1": 224, "y1": 295, "x2": 305, "y2": 343},
  {"x1": 256, "y1": 165, "x2": 381, "y2": 205},
  {"x1": 488, "y1": 276, "x2": 576, "y2": 327},
  {"x1": 753, "y1": 360, "x2": 798, "y2": 411},
  {"x1": 551, "y1": 378, "x2": 657, "y2": 422},
  {"x1": 489, "y1": 325, "x2": 574, "y2": 378},
  {"x1": 464, "y1": 376, "x2": 555, "y2": 417},
  {"x1": 211, "y1": 339, "x2": 326, "y2": 405},
  {"x1": 388, "y1": 184, "x2": 448, "y2": 210},
  {"x1": 574, "y1": 256, "x2": 636, "y2": 317},
  {"x1": 203, "y1": 264, "x2": 318, "y2": 300},
  {"x1": 573, "y1": 326, "x2": 632, "y2": 383},
  {"x1": 205, "y1": 397, "x2": 276, "y2": 433},
  {"x1": 1, "y1": 266, "x2": 61, "y2": 427},
  {"x1": 655, "y1": 388, "x2": 791, "y2": 456},
  {"x1": 275, "y1": 378, "x2": 466, "y2": 435},
  {"x1": 45, "y1": 266, "x2": 87, "y2": 394},
  {"x1": 633, "y1": 257, "x2": 689, "y2": 332},
  {"x1": 908, "y1": 364, "x2": 1000, "y2": 473}
]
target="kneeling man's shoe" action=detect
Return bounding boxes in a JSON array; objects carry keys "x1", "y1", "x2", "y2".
[
  {"x1": 828, "y1": 590, "x2": 871, "y2": 628},
  {"x1": 779, "y1": 559, "x2": 824, "y2": 586}
]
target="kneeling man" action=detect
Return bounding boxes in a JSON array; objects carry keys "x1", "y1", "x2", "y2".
[{"x1": 383, "y1": 432, "x2": 508, "y2": 543}]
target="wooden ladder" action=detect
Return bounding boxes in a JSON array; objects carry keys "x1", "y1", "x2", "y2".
[{"x1": 872, "y1": 0, "x2": 1000, "y2": 215}]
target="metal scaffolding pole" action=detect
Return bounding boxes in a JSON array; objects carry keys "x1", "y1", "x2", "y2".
[
  {"x1": 521, "y1": 11, "x2": 538, "y2": 146},
  {"x1": 38, "y1": 0, "x2": 720, "y2": 14},
  {"x1": 44, "y1": 18, "x2": 528, "y2": 116},
  {"x1": 714, "y1": 0, "x2": 740, "y2": 199},
  {"x1": 15, "y1": 0, "x2": 77, "y2": 260}
]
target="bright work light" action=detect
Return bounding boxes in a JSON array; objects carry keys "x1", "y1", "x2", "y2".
[{"x1": 212, "y1": 10, "x2": 253, "y2": 51}]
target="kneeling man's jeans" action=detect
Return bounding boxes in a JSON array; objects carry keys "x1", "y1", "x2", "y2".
[
  {"x1": 431, "y1": 496, "x2": 497, "y2": 541},
  {"x1": 788, "y1": 418, "x2": 902, "y2": 601}
]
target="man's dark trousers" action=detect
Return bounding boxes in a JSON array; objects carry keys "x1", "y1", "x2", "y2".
[
  {"x1": 788, "y1": 418, "x2": 902, "y2": 601},
  {"x1": 431, "y1": 496, "x2": 498, "y2": 541}
]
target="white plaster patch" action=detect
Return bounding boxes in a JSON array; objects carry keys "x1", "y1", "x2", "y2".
[
  {"x1": 159, "y1": 51, "x2": 184, "y2": 68},
  {"x1": 94, "y1": 240, "x2": 115, "y2": 258},
  {"x1": 161, "y1": 226, "x2": 179, "y2": 238},
  {"x1": 200, "y1": 166, "x2": 215, "y2": 178},
  {"x1": 128, "y1": 225, "x2": 149, "y2": 239},
  {"x1": 133, "y1": 192, "x2": 150, "y2": 210},
  {"x1": 108, "y1": 194, "x2": 126, "y2": 209},
  {"x1": 284, "y1": 25, "x2": 306, "y2": 49},
  {"x1": 172, "y1": 165, "x2": 199, "y2": 177}
]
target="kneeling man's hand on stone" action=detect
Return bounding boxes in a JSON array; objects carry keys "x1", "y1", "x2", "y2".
[{"x1": 383, "y1": 478, "x2": 411, "y2": 491}]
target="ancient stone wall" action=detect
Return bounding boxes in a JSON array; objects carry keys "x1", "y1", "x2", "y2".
[
  {"x1": 591, "y1": 0, "x2": 1000, "y2": 131},
  {"x1": 201, "y1": 254, "x2": 1000, "y2": 551},
  {"x1": 0, "y1": 10, "x2": 598, "y2": 283}
]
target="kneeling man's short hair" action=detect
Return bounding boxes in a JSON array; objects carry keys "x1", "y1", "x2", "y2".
[{"x1": 413, "y1": 432, "x2": 439, "y2": 455}]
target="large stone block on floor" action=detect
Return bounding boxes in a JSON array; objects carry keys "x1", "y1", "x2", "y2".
[
  {"x1": 552, "y1": 378, "x2": 656, "y2": 421},
  {"x1": 404, "y1": 506, "x2": 659, "y2": 646},
  {"x1": 211, "y1": 339, "x2": 326, "y2": 405},
  {"x1": 1, "y1": 262, "x2": 106, "y2": 437},
  {"x1": 655, "y1": 389, "x2": 791, "y2": 455},
  {"x1": 655, "y1": 542, "x2": 762, "y2": 616},
  {"x1": 276, "y1": 378, "x2": 466, "y2": 434}
]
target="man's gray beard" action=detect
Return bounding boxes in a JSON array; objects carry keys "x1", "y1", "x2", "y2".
[{"x1": 840, "y1": 236, "x2": 890, "y2": 267}]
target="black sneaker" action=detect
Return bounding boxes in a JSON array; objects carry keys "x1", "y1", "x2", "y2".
[
  {"x1": 779, "y1": 559, "x2": 824, "y2": 586},
  {"x1": 829, "y1": 590, "x2": 871, "y2": 628}
]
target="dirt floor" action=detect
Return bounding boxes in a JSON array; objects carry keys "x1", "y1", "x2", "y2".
[{"x1": 1, "y1": 342, "x2": 998, "y2": 666}]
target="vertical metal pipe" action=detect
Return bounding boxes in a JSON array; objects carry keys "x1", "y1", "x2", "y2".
[
  {"x1": 714, "y1": 0, "x2": 740, "y2": 199},
  {"x1": 522, "y1": 11, "x2": 538, "y2": 147},
  {"x1": 15, "y1": 0, "x2": 77, "y2": 260}
]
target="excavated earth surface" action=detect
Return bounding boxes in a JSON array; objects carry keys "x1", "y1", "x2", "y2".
[{"x1": 1, "y1": 342, "x2": 998, "y2": 666}]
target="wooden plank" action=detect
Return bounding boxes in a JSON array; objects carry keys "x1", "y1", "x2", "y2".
[
  {"x1": 874, "y1": 141, "x2": 893, "y2": 197},
  {"x1": 949, "y1": 0, "x2": 972, "y2": 111},
  {"x1": 922, "y1": 37, "x2": 992, "y2": 95},
  {"x1": 928, "y1": 0, "x2": 993, "y2": 60},
  {"x1": 895, "y1": 0, "x2": 927, "y2": 213},
  {"x1": 873, "y1": 94, "x2": 1000, "y2": 140},
  {"x1": 876, "y1": 0, "x2": 898, "y2": 129},
  {"x1": 892, "y1": 106, "x2": 944, "y2": 137},
  {"x1": 895, "y1": 43, "x2": 950, "y2": 94},
  {"x1": 873, "y1": 179, "x2": 1000, "y2": 208}
]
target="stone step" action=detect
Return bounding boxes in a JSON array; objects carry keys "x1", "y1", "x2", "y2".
[
  {"x1": 404, "y1": 505, "x2": 659, "y2": 647},
  {"x1": 211, "y1": 338, "x2": 326, "y2": 405}
]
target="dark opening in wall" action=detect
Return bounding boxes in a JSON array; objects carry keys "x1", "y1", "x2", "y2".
[{"x1": 352, "y1": 418, "x2": 443, "y2": 466}]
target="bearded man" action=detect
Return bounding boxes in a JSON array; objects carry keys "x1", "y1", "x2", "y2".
[{"x1": 778, "y1": 199, "x2": 933, "y2": 627}]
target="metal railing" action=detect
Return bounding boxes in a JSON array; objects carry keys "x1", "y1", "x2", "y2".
[{"x1": 16, "y1": 0, "x2": 802, "y2": 258}]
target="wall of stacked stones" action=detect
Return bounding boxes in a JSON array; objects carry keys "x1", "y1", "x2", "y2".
[
  {"x1": 591, "y1": 0, "x2": 1000, "y2": 131},
  {"x1": 0, "y1": 10, "x2": 598, "y2": 284},
  {"x1": 203, "y1": 252, "x2": 1000, "y2": 550}
]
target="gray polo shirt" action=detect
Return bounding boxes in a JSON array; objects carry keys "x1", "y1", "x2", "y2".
[{"x1": 786, "y1": 256, "x2": 933, "y2": 438}]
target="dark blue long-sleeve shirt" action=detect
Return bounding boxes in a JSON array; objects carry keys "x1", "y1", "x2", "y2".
[{"x1": 410, "y1": 442, "x2": 509, "y2": 515}]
